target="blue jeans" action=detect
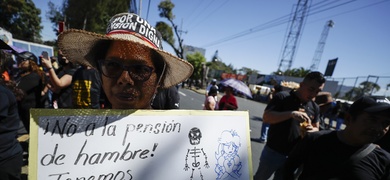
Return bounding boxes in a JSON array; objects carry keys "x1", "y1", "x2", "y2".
[
  {"x1": 254, "y1": 145, "x2": 287, "y2": 180},
  {"x1": 260, "y1": 123, "x2": 270, "y2": 141}
]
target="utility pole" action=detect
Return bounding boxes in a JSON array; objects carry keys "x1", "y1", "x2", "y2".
[
  {"x1": 310, "y1": 20, "x2": 334, "y2": 71},
  {"x1": 178, "y1": 19, "x2": 188, "y2": 37},
  {"x1": 277, "y1": 0, "x2": 310, "y2": 73}
]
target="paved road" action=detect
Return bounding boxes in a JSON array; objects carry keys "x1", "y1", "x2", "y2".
[{"x1": 178, "y1": 87, "x2": 267, "y2": 175}]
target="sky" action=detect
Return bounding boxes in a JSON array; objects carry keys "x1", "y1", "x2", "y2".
[{"x1": 34, "y1": 0, "x2": 390, "y2": 92}]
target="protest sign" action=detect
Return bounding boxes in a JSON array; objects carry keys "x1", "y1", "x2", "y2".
[{"x1": 29, "y1": 109, "x2": 252, "y2": 180}]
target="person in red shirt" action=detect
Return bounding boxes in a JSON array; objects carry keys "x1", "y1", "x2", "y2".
[{"x1": 218, "y1": 86, "x2": 238, "y2": 110}]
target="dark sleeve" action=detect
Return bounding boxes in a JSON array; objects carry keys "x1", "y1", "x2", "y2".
[
  {"x1": 17, "y1": 73, "x2": 41, "y2": 93},
  {"x1": 283, "y1": 133, "x2": 312, "y2": 180},
  {"x1": 312, "y1": 100, "x2": 320, "y2": 124},
  {"x1": 166, "y1": 87, "x2": 180, "y2": 109},
  {"x1": 0, "y1": 91, "x2": 9, "y2": 118},
  {"x1": 265, "y1": 91, "x2": 287, "y2": 111},
  {"x1": 65, "y1": 68, "x2": 77, "y2": 76}
]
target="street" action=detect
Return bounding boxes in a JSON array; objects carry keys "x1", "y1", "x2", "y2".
[{"x1": 178, "y1": 87, "x2": 267, "y2": 174}]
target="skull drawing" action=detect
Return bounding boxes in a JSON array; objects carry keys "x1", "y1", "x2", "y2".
[{"x1": 188, "y1": 127, "x2": 202, "y2": 145}]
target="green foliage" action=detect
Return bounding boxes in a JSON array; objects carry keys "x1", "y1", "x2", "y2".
[
  {"x1": 271, "y1": 67, "x2": 310, "y2": 77},
  {"x1": 156, "y1": 0, "x2": 184, "y2": 59},
  {"x1": 239, "y1": 67, "x2": 258, "y2": 76},
  {"x1": 46, "y1": 1, "x2": 64, "y2": 36},
  {"x1": 46, "y1": 0, "x2": 129, "y2": 35},
  {"x1": 206, "y1": 60, "x2": 236, "y2": 81},
  {"x1": 158, "y1": 0, "x2": 175, "y2": 20},
  {"x1": 186, "y1": 52, "x2": 206, "y2": 80},
  {"x1": 343, "y1": 81, "x2": 381, "y2": 100},
  {"x1": 0, "y1": 0, "x2": 42, "y2": 42},
  {"x1": 155, "y1": 21, "x2": 175, "y2": 46}
]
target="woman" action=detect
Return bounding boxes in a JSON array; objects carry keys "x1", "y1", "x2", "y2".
[
  {"x1": 16, "y1": 51, "x2": 45, "y2": 132},
  {"x1": 218, "y1": 86, "x2": 238, "y2": 110},
  {"x1": 204, "y1": 86, "x2": 219, "y2": 110},
  {"x1": 41, "y1": 50, "x2": 77, "y2": 108},
  {"x1": 57, "y1": 12, "x2": 193, "y2": 109}
]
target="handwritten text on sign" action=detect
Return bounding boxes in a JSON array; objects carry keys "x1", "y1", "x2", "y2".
[{"x1": 29, "y1": 109, "x2": 252, "y2": 180}]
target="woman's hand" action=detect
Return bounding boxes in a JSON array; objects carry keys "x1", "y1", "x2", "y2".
[{"x1": 40, "y1": 56, "x2": 53, "y2": 69}]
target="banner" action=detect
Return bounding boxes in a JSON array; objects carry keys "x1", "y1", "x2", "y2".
[
  {"x1": 324, "y1": 58, "x2": 338, "y2": 77},
  {"x1": 29, "y1": 109, "x2": 252, "y2": 180}
]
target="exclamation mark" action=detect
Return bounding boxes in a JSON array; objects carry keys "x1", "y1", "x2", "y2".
[{"x1": 150, "y1": 143, "x2": 158, "y2": 157}]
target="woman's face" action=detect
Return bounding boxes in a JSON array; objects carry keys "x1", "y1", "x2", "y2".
[
  {"x1": 18, "y1": 60, "x2": 30, "y2": 71},
  {"x1": 100, "y1": 41, "x2": 160, "y2": 109}
]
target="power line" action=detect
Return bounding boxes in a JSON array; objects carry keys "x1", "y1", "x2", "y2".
[
  {"x1": 188, "y1": 0, "x2": 231, "y2": 30},
  {"x1": 183, "y1": 0, "x2": 206, "y2": 23},
  {"x1": 201, "y1": 0, "x2": 378, "y2": 48},
  {"x1": 185, "y1": 0, "x2": 217, "y2": 29}
]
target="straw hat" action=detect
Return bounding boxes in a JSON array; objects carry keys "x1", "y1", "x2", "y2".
[
  {"x1": 315, "y1": 92, "x2": 333, "y2": 107},
  {"x1": 58, "y1": 12, "x2": 193, "y2": 88}
]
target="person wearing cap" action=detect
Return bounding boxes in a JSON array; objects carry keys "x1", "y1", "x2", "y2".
[
  {"x1": 283, "y1": 96, "x2": 390, "y2": 179},
  {"x1": 205, "y1": 79, "x2": 219, "y2": 97},
  {"x1": 57, "y1": 13, "x2": 193, "y2": 109},
  {"x1": 314, "y1": 91, "x2": 333, "y2": 130},
  {"x1": 16, "y1": 51, "x2": 45, "y2": 132},
  {"x1": 254, "y1": 71, "x2": 325, "y2": 180}
]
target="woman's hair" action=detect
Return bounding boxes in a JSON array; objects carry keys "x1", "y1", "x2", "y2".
[
  {"x1": 0, "y1": 68, "x2": 24, "y2": 101},
  {"x1": 28, "y1": 60, "x2": 46, "y2": 85}
]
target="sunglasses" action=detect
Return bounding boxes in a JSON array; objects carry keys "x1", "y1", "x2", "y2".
[{"x1": 98, "y1": 60, "x2": 154, "y2": 81}]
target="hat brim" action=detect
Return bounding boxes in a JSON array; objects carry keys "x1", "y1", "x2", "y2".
[
  {"x1": 315, "y1": 92, "x2": 333, "y2": 107},
  {"x1": 58, "y1": 29, "x2": 193, "y2": 88}
]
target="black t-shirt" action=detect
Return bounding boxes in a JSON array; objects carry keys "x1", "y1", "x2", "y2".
[
  {"x1": 376, "y1": 131, "x2": 390, "y2": 153},
  {"x1": 266, "y1": 90, "x2": 320, "y2": 155},
  {"x1": 284, "y1": 130, "x2": 390, "y2": 180},
  {"x1": 17, "y1": 72, "x2": 44, "y2": 109},
  {"x1": 0, "y1": 85, "x2": 23, "y2": 165},
  {"x1": 54, "y1": 68, "x2": 76, "y2": 108},
  {"x1": 72, "y1": 67, "x2": 102, "y2": 109}
]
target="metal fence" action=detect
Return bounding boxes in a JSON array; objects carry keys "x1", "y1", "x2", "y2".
[{"x1": 327, "y1": 75, "x2": 390, "y2": 100}]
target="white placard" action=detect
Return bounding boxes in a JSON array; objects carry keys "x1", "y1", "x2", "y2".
[{"x1": 29, "y1": 109, "x2": 253, "y2": 180}]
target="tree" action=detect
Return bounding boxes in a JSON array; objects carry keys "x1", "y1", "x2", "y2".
[
  {"x1": 186, "y1": 52, "x2": 206, "y2": 81},
  {"x1": 206, "y1": 60, "x2": 235, "y2": 80},
  {"x1": 344, "y1": 87, "x2": 363, "y2": 101},
  {"x1": 344, "y1": 81, "x2": 380, "y2": 100},
  {"x1": 360, "y1": 81, "x2": 380, "y2": 95},
  {"x1": 46, "y1": 0, "x2": 129, "y2": 36},
  {"x1": 238, "y1": 67, "x2": 259, "y2": 77},
  {"x1": 156, "y1": 0, "x2": 185, "y2": 59},
  {"x1": 0, "y1": 0, "x2": 42, "y2": 42},
  {"x1": 271, "y1": 67, "x2": 310, "y2": 77},
  {"x1": 46, "y1": 1, "x2": 65, "y2": 37}
]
